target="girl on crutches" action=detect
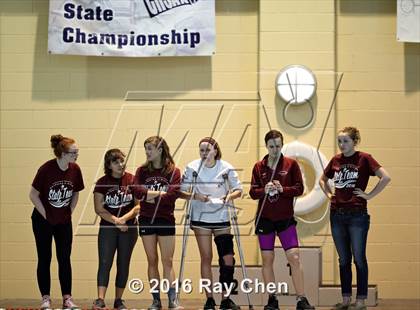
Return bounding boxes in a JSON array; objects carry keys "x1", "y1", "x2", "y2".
[
  {"x1": 132, "y1": 136, "x2": 182, "y2": 310},
  {"x1": 180, "y1": 137, "x2": 242, "y2": 310},
  {"x1": 92, "y1": 149, "x2": 139, "y2": 310}
]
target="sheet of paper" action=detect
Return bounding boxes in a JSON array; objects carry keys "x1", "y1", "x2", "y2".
[{"x1": 208, "y1": 198, "x2": 224, "y2": 204}]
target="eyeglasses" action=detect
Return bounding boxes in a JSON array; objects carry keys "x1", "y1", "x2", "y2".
[{"x1": 65, "y1": 150, "x2": 79, "y2": 156}]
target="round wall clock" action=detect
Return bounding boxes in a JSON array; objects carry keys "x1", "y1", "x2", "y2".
[{"x1": 275, "y1": 65, "x2": 317, "y2": 105}]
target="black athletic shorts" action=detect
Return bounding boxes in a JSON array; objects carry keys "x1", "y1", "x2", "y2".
[
  {"x1": 191, "y1": 220, "x2": 230, "y2": 231},
  {"x1": 138, "y1": 217, "x2": 175, "y2": 236},
  {"x1": 255, "y1": 217, "x2": 297, "y2": 235}
]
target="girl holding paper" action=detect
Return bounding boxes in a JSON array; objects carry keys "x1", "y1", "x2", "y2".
[{"x1": 181, "y1": 137, "x2": 242, "y2": 310}]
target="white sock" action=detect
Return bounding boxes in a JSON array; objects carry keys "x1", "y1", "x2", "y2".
[{"x1": 356, "y1": 299, "x2": 365, "y2": 306}]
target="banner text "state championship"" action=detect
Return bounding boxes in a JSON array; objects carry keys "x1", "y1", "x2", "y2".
[{"x1": 61, "y1": 3, "x2": 201, "y2": 49}]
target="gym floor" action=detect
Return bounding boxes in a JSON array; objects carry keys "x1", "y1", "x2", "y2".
[{"x1": 0, "y1": 299, "x2": 419, "y2": 310}]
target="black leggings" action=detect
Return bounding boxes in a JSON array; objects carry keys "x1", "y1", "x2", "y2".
[
  {"x1": 97, "y1": 225, "x2": 138, "y2": 288},
  {"x1": 31, "y1": 209, "x2": 73, "y2": 296}
]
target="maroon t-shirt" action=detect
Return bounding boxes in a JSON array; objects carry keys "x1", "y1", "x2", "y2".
[
  {"x1": 324, "y1": 151, "x2": 381, "y2": 209},
  {"x1": 133, "y1": 166, "x2": 181, "y2": 224},
  {"x1": 32, "y1": 159, "x2": 84, "y2": 225},
  {"x1": 249, "y1": 154, "x2": 304, "y2": 221},
  {"x1": 93, "y1": 173, "x2": 136, "y2": 226}
]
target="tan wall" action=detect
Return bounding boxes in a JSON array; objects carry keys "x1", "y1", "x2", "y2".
[
  {"x1": 335, "y1": 0, "x2": 420, "y2": 298},
  {"x1": 0, "y1": 0, "x2": 260, "y2": 299},
  {"x1": 1, "y1": 0, "x2": 419, "y2": 300},
  {"x1": 259, "y1": 0, "x2": 419, "y2": 299}
]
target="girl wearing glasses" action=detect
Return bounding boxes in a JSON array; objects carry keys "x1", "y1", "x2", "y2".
[
  {"x1": 92, "y1": 149, "x2": 139, "y2": 310},
  {"x1": 29, "y1": 134, "x2": 84, "y2": 310}
]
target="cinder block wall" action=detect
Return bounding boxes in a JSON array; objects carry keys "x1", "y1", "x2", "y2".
[
  {"x1": 1, "y1": 0, "x2": 419, "y2": 300},
  {"x1": 0, "y1": 0, "x2": 260, "y2": 299},
  {"x1": 259, "y1": 0, "x2": 419, "y2": 299},
  {"x1": 334, "y1": 0, "x2": 419, "y2": 298}
]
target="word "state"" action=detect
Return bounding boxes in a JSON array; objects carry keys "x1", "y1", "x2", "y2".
[{"x1": 63, "y1": 3, "x2": 113, "y2": 21}]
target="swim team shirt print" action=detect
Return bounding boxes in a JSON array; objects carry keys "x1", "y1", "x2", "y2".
[
  {"x1": 324, "y1": 151, "x2": 381, "y2": 209},
  {"x1": 32, "y1": 159, "x2": 84, "y2": 225},
  {"x1": 332, "y1": 164, "x2": 359, "y2": 189},
  {"x1": 48, "y1": 181, "x2": 75, "y2": 208},
  {"x1": 94, "y1": 173, "x2": 136, "y2": 226}
]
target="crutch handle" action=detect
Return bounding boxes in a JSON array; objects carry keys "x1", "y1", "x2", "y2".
[{"x1": 222, "y1": 173, "x2": 230, "y2": 204}]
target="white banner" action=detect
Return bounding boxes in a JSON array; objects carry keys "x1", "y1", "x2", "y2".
[
  {"x1": 48, "y1": 0, "x2": 215, "y2": 57},
  {"x1": 397, "y1": 0, "x2": 420, "y2": 43}
]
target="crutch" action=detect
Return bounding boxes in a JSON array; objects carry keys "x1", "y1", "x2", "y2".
[
  {"x1": 176, "y1": 169, "x2": 199, "y2": 304},
  {"x1": 222, "y1": 173, "x2": 254, "y2": 310},
  {"x1": 254, "y1": 152, "x2": 282, "y2": 229}
]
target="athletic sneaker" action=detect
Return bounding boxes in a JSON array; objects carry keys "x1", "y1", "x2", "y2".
[
  {"x1": 92, "y1": 298, "x2": 106, "y2": 310},
  {"x1": 168, "y1": 298, "x2": 184, "y2": 309},
  {"x1": 264, "y1": 295, "x2": 279, "y2": 310},
  {"x1": 296, "y1": 296, "x2": 315, "y2": 310},
  {"x1": 204, "y1": 297, "x2": 216, "y2": 310},
  {"x1": 332, "y1": 303, "x2": 350, "y2": 310},
  {"x1": 114, "y1": 298, "x2": 128, "y2": 310},
  {"x1": 147, "y1": 299, "x2": 162, "y2": 310},
  {"x1": 63, "y1": 296, "x2": 80, "y2": 309},
  {"x1": 220, "y1": 298, "x2": 241, "y2": 310},
  {"x1": 348, "y1": 304, "x2": 366, "y2": 310},
  {"x1": 40, "y1": 295, "x2": 51, "y2": 310}
]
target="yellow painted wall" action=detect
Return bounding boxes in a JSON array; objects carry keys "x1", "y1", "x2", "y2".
[
  {"x1": 1, "y1": 0, "x2": 419, "y2": 300},
  {"x1": 0, "y1": 0, "x2": 260, "y2": 299},
  {"x1": 335, "y1": 0, "x2": 420, "y2": 298}
]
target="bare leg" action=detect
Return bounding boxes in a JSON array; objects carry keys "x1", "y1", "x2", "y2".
[
  {"x1": 261, "y1": 251, "x2": 276, "y2": 285},
  {"x1": 285, "y1": 248, "x2": 305, "y2": 296},
  {"x1": 193, "y1": 227, "x2": 213, "y2": 298},
  {"x1": 97, "y1": 286, "x2": 107, "y2": 300},
  {"x1": 158, "y1": 235, "x2": 176, "y2": 284},
  {"x1": 141, "y1": 235, "x2": 160, "y2": 290}
]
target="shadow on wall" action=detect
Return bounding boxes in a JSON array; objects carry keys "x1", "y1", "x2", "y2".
[
  {"x1": 339, "y1": 0, "x2": 420, "y2": 92},
  {"x1": 32, "y1": 54, "x2": 214, "y2": 100},
  {"x1": 404, "y1": 43, "x2": 420, "y2": 92},
  {"x1": 339, "y1": 0, "x2": 396, "y2": 15},
  {"x1": 32, "y1": 5, "x2": 213, "y2": 101},
  {"x1": 2, "y1": 0, "x2": 258, "y2": 101},
  {"x1": 270, "y1": 93, "x2": 332, "y2": 239},
  {"x1": 274, "y1": 93, "x2": 319, "y2": 138}
]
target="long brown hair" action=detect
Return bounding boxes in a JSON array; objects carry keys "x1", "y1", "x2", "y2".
[{"x1": 142, "y1": 136, "x2": 175, "y2": 175}]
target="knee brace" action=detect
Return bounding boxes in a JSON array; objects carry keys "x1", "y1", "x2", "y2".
[
  {"x1": 214, "y1": 234, "x2": 235, "y2": 287},
  {"x1": 214, "y1": 234, "x2": 234, "y2": 257}
]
